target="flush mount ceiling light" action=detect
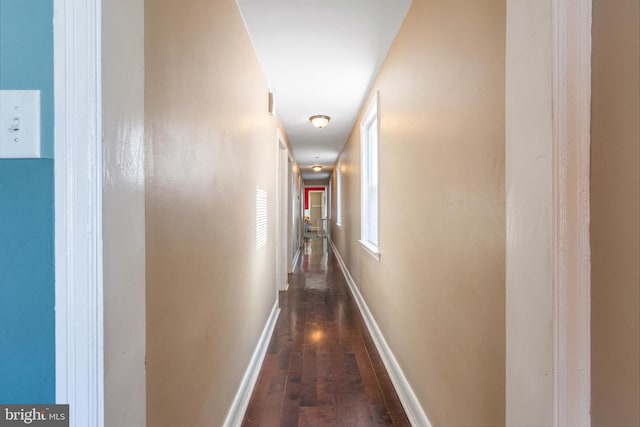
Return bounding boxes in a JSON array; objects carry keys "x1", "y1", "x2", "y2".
[
  {"x1": 312, "y1": 165, "x2": 323, "y2": 172},
  {"x1": 309, "y1": 115, "x2": 330, "y2": 129}
]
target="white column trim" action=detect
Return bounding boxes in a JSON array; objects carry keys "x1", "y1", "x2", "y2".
[
  {"x1": 276, "y1": 127, "x2": 289, "y2": 293},
  {"x1": 552, "y1": 0, "x2": 592, "y2": 425},
  {"x1": 54, "y1": 0, "x2": 104, "y2": 426}
]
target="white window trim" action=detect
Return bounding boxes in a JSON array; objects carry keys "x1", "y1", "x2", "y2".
[
  {"x1": 336, "y1": 160, "x2": 342, "y2": 227},
  {"x1": 360, "y1": 92, "x2": 380, "y2": 257},
  {"x1": 359, "y1": 239, "x2": 381, "y2": 262}
]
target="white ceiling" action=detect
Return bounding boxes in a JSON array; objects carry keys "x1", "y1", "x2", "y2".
[{"x1": 236, "y1": 0, "x2": 412, "y2": 180}]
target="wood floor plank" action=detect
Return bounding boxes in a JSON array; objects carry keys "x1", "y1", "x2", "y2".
[
  {"x1": 316, "y1": 352, "x2": 338, "y2": 425},
  {"x1": 280, "y1": 352, "x2": 304, "y2": 426},
  {"x1": 243, "y1": 363, "x2": 287, "y2": 426},
  {"x1": 300, "y1": 344, "x2": 317, "y2": 407},
  {"x1": 243, "y1": 354, "x2": 277, "y2": 423},
  {"x1": 298, "y1": 407, "x2": 318, "y2": 427}
]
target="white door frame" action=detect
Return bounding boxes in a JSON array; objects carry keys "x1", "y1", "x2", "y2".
[
  {"x1": 303, "y1": 185, "x2": 328, "y2": 234},
  {"x1": 307, "y1": 190, "x2": 324, "y2": 231},
  {"x1": 551, "y1": 0, "x2": 592, "y2": 424},
  {"x1": 506, "y1": 0, "x2": 591, "y2": 425},
  {"x1": 54, "y1": 0, "x2": 104, "y2": 426},
  {"x1": 287, "y1": 156, "x2": 298, "y2": 273},
  {"x1": 275, "y1": 128, "x2": 289, "y2": 292}
]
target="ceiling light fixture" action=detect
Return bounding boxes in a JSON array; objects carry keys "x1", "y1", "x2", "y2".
[
  {"x1": 309, "y1": 115, "x2": 330, "y2": 128},
  {"x1": 312, "y1": 165, "x2": 323, "y2": 172}
]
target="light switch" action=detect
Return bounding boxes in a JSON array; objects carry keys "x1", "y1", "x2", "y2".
[{"x1": 0, "y1": 90, "x2": 41, "y2": 158}]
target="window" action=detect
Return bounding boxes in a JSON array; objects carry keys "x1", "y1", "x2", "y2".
[
  {"x1": 336, "y1": 161, "x2": 342, "y2": 226},
  {"x1": 360, "y1": 93, "x2": 379, "y2": 259}
]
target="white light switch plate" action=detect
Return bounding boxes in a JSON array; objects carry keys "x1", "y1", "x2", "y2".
[{"x1": 0, "y1": 90, "x2": 41, "y2": 158}]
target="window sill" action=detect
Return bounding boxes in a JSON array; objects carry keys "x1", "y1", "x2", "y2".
[{"x1": 359, "y1": 240, "x2": 381, "y2": 262}]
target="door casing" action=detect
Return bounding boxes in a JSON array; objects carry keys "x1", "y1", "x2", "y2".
[{"x1": 54, "y1": 0, "x2": 104, "y2": 425}]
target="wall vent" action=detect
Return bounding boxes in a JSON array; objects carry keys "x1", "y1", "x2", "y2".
[{"x1": 256, "y1": 188, "x2": 268, "y2": 250}]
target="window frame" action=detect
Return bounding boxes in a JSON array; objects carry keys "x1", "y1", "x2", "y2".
[
  {"x1": 336, "y1": 160, "x2": 342, "y2": 227},
  {"x1": 359, "y1": 92, "x2": 380, "y2": 260}
]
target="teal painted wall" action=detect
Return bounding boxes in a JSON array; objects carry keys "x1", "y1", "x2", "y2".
[
  {"x1": 0, "y1": 0, "x2": 54, "y2": 158},
  {"x1": 0, "y1": 0, "x2": 55, "y2": 403}
]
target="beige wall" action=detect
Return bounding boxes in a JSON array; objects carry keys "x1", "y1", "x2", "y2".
[
  {"x1": 330, "y1": 1, "x2": 506, "y2": 425},
  {"x1": 102, "y1": 0, "x2": 147, "y2": 425},
  {"x1": 591, "y1": 1, "x2": 640, "y2": 425},
  {"x1": 144, "y1": 0, "x2": 287, "y2": 425}
]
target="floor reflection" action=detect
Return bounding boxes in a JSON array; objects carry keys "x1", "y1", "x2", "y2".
[
  {"x1": 242, "y1": 235, "x2": 410, "y2": 427},
  {"x1": 302, "y1": 236, "x2": 328, "y2": 274}
]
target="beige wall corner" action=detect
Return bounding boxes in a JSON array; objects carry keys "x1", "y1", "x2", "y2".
[
  {"x1": 102, "y1": 0, "x2": 147, "y2": 425},
  {"x1": 591, "y1": 0, "x2": 640, "y2": 425},
  {"x1": 330, "y1": 0, "x2": 506, "y2": 424},
  {"x1": 144, "y1": 0, "x2": 283, "y2": 425}
]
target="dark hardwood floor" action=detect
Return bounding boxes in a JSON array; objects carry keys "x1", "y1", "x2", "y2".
[{"x1": 242, "y1": 237, "x2": 410, "y2": 427}]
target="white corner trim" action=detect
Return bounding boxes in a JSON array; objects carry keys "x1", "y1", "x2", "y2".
[
  {"x1": 54, "y1": 0, "x2": 104, "y2": 426},
  {"x1": 329, "y1": 238, "x2": 431, "y2": 427},
  {"x1": 276, "y1": 128, "x2": 290, "y2": 293},
  {"x1": 552, "y1": 0, "x2": 592, "y2": 425},
  {"x1": 290, "y1": 247, "x2": 301, "y2": 274},
  {"x1": 223, "y1": 299, "x2": 281, "y2": 427}
]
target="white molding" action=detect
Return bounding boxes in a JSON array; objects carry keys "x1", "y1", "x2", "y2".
[
  {"x1": 290, "y1": 247, "x2": 301, "y2": 273},
  {"x1": 360, "y1": 92, "x2": 380, "y2": 248},
  {"x1": 336, "y1": 160, "x2": 342, "y2": 226},
  {"x1": 506, "y1": 0, "x2": 592, "y2": 423},
  {"x1": 358, "y1": 239, "x2": 381, "y2": 262},
  {"x1": 223, "y1": 300, "x2": 281, "y2": 427},
  {"x1": 54, "y1": 0, "x2": 104, "y2": 426},
  {"x1": 276, "y1": 128, "x2": 289, "y2": 292},
  {"x1": 552, "y1": 0, "x2": 592, "y2": 425},
  {"x1": 329, "y1": 238, "x2": 431, "y2": 427}
]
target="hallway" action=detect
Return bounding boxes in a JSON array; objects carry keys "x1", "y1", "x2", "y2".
[
  {"x1": 2, "y1": 0, "x2": 638, "y2": 425},
  {"x1": 242, "y1": 237, "x2": 410, "y2": 427}
]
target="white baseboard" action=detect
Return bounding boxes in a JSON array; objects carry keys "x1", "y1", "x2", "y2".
[
  {"x1": 290, "y1": 246, "x2": 301, "y2": 273},
  {"x1": 223, "y1": 299, "x2": 280, "y2": 427},
  {"x1": 329, "y1": 238, "x2": 432, "y2": 427}
]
